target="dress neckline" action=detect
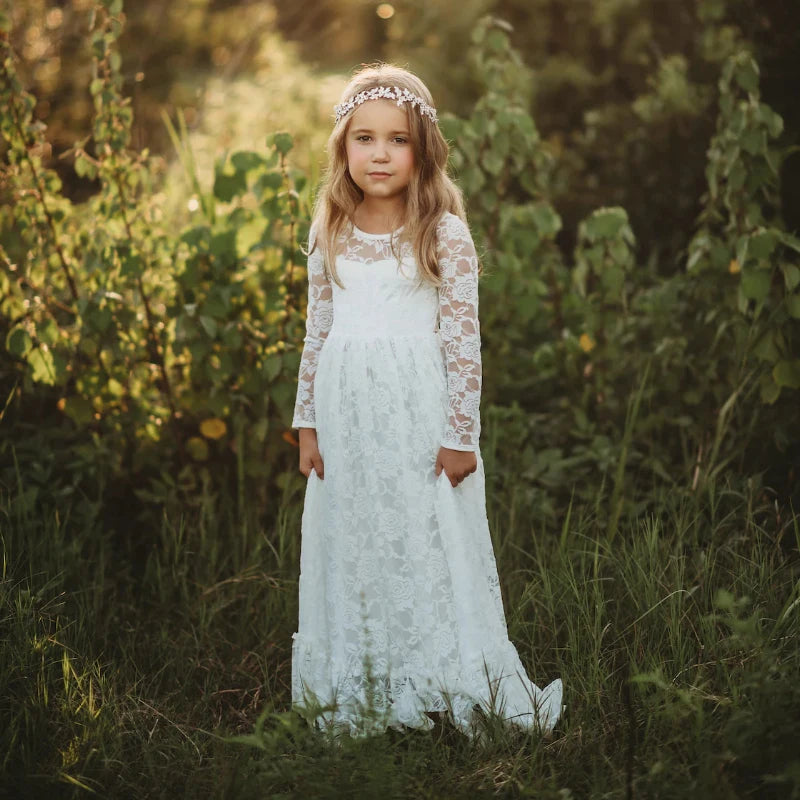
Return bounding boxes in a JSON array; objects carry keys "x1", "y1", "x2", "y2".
[{"x1": 352, "y1": 223, "x2": 405, "y2": 239}]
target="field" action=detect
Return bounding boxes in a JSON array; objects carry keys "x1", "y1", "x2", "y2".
[
  {"x1": 2, "y1": 2, "x2": 799, "y2": 797},
  {"x1": 2, "y1": 419, "x2": 799, "y2": 798}
]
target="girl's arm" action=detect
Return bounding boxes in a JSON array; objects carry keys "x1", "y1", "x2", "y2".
[
  {"x1": 292, "y1": 228, "x2": 333, "y2": 435},
  {"x1": 436, "y1": 213, "x2": 482, "y2": 454}
]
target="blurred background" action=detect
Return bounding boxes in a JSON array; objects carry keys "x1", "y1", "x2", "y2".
[
  {"x1": 3, "y1": 2, "x2": 800, "y2": 796},
  {"x1": 9, "y1": 0, "x2": 800, "y2": 244}
]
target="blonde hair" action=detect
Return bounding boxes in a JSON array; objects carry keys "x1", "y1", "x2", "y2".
[{"x1": 311, "y1": 63, "x2": 468, "y2": 289}]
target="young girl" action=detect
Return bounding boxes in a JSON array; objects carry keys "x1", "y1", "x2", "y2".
[{"x1": 291, "y1": 63, "x2": 563, "y2": 739}]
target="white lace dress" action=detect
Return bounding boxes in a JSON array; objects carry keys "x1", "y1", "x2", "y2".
[{"x1": 291, "y1": 212, "x2": 563, "y2": 737}]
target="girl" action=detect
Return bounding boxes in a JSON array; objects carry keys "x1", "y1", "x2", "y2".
[{"x1": 291, "y1": 63, "x2": 563, "y2": 739}]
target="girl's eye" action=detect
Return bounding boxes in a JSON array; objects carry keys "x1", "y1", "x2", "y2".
[{"x1": 353, "y1": 135, "x2": 408, "y2": 144}]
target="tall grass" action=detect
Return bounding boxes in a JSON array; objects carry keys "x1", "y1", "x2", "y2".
[{"x1": 1, "y1": 417, "x2": 798, "y2": 798}]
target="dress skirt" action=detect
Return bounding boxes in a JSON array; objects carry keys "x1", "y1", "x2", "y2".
[{"x1": 291, "y1": 327, "x2": 563, "y2": 737}]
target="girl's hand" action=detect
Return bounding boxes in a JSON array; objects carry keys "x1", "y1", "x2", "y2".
[
  {"x1": 298, "y1": 428, "x2": 325, "y2": 479},
  {"x1": 435, "y1": 447, "x2": 477, "y2": 487}
]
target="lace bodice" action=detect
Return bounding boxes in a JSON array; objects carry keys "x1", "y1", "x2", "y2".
[{"x1": 291, "y1": 212, "x2": 482, "y2": 452}]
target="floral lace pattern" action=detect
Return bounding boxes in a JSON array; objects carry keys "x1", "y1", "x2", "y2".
[
  {"x1": 291, "y1": 226, "x2": 333, "y2": 430},
  {"x1": 436, "y1": 214, "x2": 482, "y2": 451},
  {"x1": 291, "y1": 213, "x2": 482, "y2": 452},
  {"x1": 288, "y1": 212, "x2": 564, "y2": 738},
  {"x1": 292, "y1": 449, "x2": 564, "y2": 738}
]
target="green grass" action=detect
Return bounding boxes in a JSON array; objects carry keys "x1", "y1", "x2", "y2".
[{"x1": 1, "y1": 455, "x2": 799, "y2": 799}]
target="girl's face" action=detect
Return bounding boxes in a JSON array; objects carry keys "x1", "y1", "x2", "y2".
[{"x1": 344, "y1": 99, "x2": 415, "y2": 205}]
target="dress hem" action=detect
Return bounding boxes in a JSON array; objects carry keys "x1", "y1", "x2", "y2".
[{"x1": 291, "y1": 631, "x2": 564, "y2": 740}]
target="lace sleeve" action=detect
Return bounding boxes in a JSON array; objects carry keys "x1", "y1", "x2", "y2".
[
  {"x1": 292, "y1": 229, "x2": 333, "y2": 429},
  {"x1": 437, "y1": 214, "x2": 482, "y2": 452}
]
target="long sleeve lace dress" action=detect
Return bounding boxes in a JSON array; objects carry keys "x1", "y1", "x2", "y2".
[{"x1": 290, "y1": 212, "x2": 563, "y2": 738}]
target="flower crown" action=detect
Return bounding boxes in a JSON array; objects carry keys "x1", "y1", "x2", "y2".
[{"x1": 334, "y1": 85, "x2": 439, "y2": 125}]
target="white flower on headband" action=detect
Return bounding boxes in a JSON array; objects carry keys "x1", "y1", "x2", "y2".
[{"x1": 334, "y1": 85, "x2": 438, "y2": 125}]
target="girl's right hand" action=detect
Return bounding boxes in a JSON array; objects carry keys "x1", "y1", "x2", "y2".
[{"x1": 298, "y1": 428, "x2": 325, "y2": 479}]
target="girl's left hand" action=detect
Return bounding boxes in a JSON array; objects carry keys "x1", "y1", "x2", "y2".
[{"x1": 435, "y1": 447, "x2": 478, "y2": 488}]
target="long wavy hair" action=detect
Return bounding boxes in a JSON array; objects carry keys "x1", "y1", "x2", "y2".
[{"x1": 311, "y1": 63, "x2": 467, "y2": 289}]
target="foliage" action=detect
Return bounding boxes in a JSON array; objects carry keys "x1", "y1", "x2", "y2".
[
  {"x1": 2, "y1": 0, "x2": 306, "y2": 186},
  {"x1": 1, "y1": 437, "x2": 798, "y2": 796},
  {"x1": 443, "y1": 18, "x2": 800, "y2": 524},
  {"x1": 1, "y1": 2, "x2": 311, "y2": 522},
  {"x1": 388, "y1": 0, "x2": 800, "y2": 268},
  {"x1": 1, "y1": 5, "x2": 799, "y2": 797},
  {"x1": 687, "y1": 50, "x2": 800, "y2": 403},
  {"x1": 3, "y1": 5, "x2": 799, "y2": 532}
]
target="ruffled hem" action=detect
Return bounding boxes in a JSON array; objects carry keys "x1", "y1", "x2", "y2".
[{"x1": 291, "y1": 632, "x2": 563, "y2": 740}]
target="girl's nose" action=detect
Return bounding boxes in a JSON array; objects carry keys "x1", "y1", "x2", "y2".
[{"x1": 372, "y1": 141, "x2": 389, "y2": 160}]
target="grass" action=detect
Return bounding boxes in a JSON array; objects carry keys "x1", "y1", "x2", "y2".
[{"x1": 1, "y1": 445, "x2": 799, "y2": 799}]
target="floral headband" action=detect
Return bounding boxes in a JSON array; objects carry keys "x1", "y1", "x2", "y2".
[{"x1": 334, "y1": 85, "x2": 439, "y2": 125}]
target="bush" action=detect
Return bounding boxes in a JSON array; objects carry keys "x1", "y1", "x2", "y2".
[
  {"x1": 2, "y1": 6, "x2": 798, "y2": 531},
  {"x1": 444, "y1": 18, "x2": 800, "y2": 522},
  {"x1": 1, "y1": 3, "x2": 311, "y2": 530}
]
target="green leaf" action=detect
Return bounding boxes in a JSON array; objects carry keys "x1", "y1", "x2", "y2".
[
  {"x1": 199, "y1": 316, "x2": 218, "y2": 338},
  {"x1": 120, "y1": 250, "x2": 143, "y2": 277},
  {"x1": 269, "y1": 132, "x2": 293, "y2": 155},
  {"x1": 740, "y1": 269, "x2": 770, "y2": 303},
  {"x1": 74, "y1": 153, "x2": 98, "y2": 179},
  {"x1": 481, "y1": 150, "x2": 505, "y2": 176},
  {"x1": 62, "y1": 395, "x2": 94, "y2": 425},
  {"x1": 786, "y1": 294, "x2": 800, "y2": 320},
  {"x1": 582, "y1": 207, "x2": 629, "y2": 242},
  {"x1": 263, "y1": 354, "x2": 282, "y2": 382},
  {"x1": 269, "y1": 381, "x2": 295, "y2": 426},
  {"x1": 202, "y1": 289, "x2": 229, "y2": 319},
  {"x1": 778, "y1": 231, "x2": 800, "y2": 255},
  {"x1": 756, "y1": 104, "x2": 784, "y2": 138},
  {"x1": 231, "y1": 151, "x2": 265, "y2": 172},
  {"x1": 773, "y1": 359, "x2": 800, "y2": 389},
  {"x1": 530, "y1": 203, "x2": 562, "y2": 237},
  {"x1": 186, "y1": 436, "x2": 210, "y2": 461},
  {"x1": 255, "y1": 172, "x2": 283, "y2": 193},
  {"x1": 6, "y1": 327, "x2": 32, "y2": 357},
  {"x1": 210, "y1": 230, "x2": 238, "y2": 262},
  {"x1": 734, "y1": 59, "x2": 759, "y2": 94},
  {"x1": 600, "y1": 266, "x2": 624, "y2": 297},
  {"x1": 213, "y1": 168, "x2": 247, "y2": 202},
  {"x1": 28, "y1": 347, "x2": 56, "y2": 385},
  {"x1": 460, "y1": 166, "x2": 485, "y2": 194},
  {"x1": 740, "y1": 129, "x2": 766, "y2": 156},
  {"x1": 222, "y1": 324, "x2": 243, "y2": 348},
  {"x1": 783, "y1": 264, "x2": 800, "y2": 291},
  {"x1": 727, "y1": 161, "x2": 746, "y2": 191},
  {"x1": 189, "y1": 340, "x2": 210, "y2": 363},
  {"x1": 86, "y1": 305, "x2": 113, "y2": 333},
  {"x1": 752, "y1": 331, "x2": 779, "y2": 363},
  {"x1": 747, "y1": 229, "x2": 777, "y2": 260},
  {"x1": 710, "y1": 240, "x2": 730, "y2": 270},
  {"x1": 236, "y1": 218, "x2": 268, "y2": 257}
]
